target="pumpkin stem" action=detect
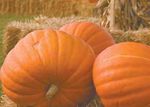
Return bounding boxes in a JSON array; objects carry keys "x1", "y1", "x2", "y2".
[{"x1": 46, "y1": 84, "x2": 58, "y2": 99}]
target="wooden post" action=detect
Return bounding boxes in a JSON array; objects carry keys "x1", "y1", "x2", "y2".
[{"x1": 109, "y1": 0, "x2": 115, "y2": 30}]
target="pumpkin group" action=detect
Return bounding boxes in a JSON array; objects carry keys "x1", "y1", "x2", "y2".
[
  {"x1": 93, "y1": 42, "x2": 150, "y2": 107},
  {"x1": 60, "y1": 21, "x2": 115, "y2": 55},
  {"x1": 0, "y1": 29, "x2": 95, "y2": 107}
]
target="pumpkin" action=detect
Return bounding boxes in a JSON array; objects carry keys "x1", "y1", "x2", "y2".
[
  {"x1": 0, "y1": 29, "x2": 95, "y2": 107},
  {"x1": 93, "y1": 42, "x2": 150, "y2": 107},
  {"x1": 60, "y1": 21, "x2": 115, "y2": 55}
]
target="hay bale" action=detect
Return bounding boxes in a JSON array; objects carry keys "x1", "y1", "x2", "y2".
[
  {"x1": 109, "y1": 30, "x2": 124, "y2": 43},
  {"x1": 2, "y1": 26, "x2": 21, "y2": 57},
  {"x1": 119, "y1": 29, "x2": 150, "y2": 45},
  {"x1": 3, "y1": 15, "x2": 150, "y2": 57},
  {"x1": 2, "y1": 16, "x2": 100, "y2": 57},
  {"x1": 0, "y1": 0, "x2": 95, "y2": 17}
]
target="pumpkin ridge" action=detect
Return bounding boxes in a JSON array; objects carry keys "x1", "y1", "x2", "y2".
[
  {"x1": 59, "y1": 91, "x2": 75, "y2": 106},
  {"x1": 3, "y1": 66, "x2": 41, "y2": 91},
  {"x1": 101, "y1": 88, "x2": 150, "y2": 106},
  {"x1": 62, "y1": 48, "x2": 90, "y2": 85},
  {"x1": 94, "y1": 61, "x2": 150, "y2": 85},
  {"x1": 62, "y1": 84, "x2": 92, "y2": 90},
  {"x1": 71, "y1": 23, "x2": 80, "y2": 35},
  {"x1": 3, "y1": 86, "x2": 43, "y2": 106},
  {"x1": 13, "y1": 51, "x2": 46, "y2": 85},
  {"x1": 56, "y1": 31, "x2": 62, "y2": 84},
  {"x1": 74, "y1": 22, "x2": 96, "y2": 41},
  {"x1": 95, "y1": 69, "x2": 150, "y2": 86},
  {"x1": 92, "y1": 39, "x2": 114, "y2": 53},
  {"x1": 3, "y1": 52, "x2": 45, "y2": 89},
  {"x1": 92, "y1": 37, "x2": 115, "y2": 47},
  {"x1": 2, "y1": 81, "x2": 43, "y2": 97},
  {"x1": 85, "y1": 25, "x2": 112, "y2": 43},
  {"x1": 95, "y1": 59, "x2": 150, "y2": 76},
  {"x1": 60, "y1": 33, "x2": 75, "y2": 84},
  {"x1": 95, "y1": 65, "x2": 150, "y2": 85},
  {"x1": 85, "y1": 29, "x2": 101, "y2": 42},
  {"x1": 97, "y1": 75, "x2": 150, "y2": 97},
  {"x1": 61, "y1": 40, "x2": 85, "y2": 85},
  {"x1": 96, "y1": 75, "x2": 150, "y2": 89},
  {"x1": 31, "y1": 31, "x2": 45, "y2": 67},
  {"x1": 3, "y1": 84, "x2": 43, "y2": 100},
  {"x1": 44, "y1": 30, "x2": 58, "y2": 82},
  {"x1": 63, "y1": 72, "x2": 91, "y2": 88},
  {"x1": 102, "y1": 55, "x2": 150, "y2": 64},
  {"x1": 2, "y1": 71, "x2": 42, "y2": 95}
]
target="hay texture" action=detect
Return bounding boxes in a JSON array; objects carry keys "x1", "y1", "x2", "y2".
[
  {"x1": 118, "y1": 29, "x2": 150, "y2": 45},
  {"x1": 2, "y1": 16, "x2": 100, "y2": 57},
  {"x1": 0, "y1": 0, "x2": 95, "y2": 17},
  {"x1": 3, "y1": 16, "x2": 150, "y2": 57},
  {"x1": 95, "y1": 0, "x2": 150, "y2": 31},
  {"x1": 0, "y1": 95, "x2": 103, "y2": 107}
]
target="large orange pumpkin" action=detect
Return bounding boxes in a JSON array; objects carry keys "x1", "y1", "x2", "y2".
[
  {"x1": 0, "y1": 29, "x2": 95, "y2": 107},
  {"x1": 60, "y1": 21, "x2": 115, "y2": 55},
  {"x1": 93, "y1": 42, "x2": 150, "y2": 107}
]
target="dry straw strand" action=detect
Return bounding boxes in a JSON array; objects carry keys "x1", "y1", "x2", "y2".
[{"x1": 2, "y1": 25, "x2": 21, "y2": 57}]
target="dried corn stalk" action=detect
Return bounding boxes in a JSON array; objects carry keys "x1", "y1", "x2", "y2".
[
  {"x1": 132, "y1": 0, "x2": 150, "y2": 23},
  {"x1": 95, "y1": 0, "x2": 150, "y2": 31},
  {"x1": 94, "y1": 0, "x2": 110, "y2": 28}
]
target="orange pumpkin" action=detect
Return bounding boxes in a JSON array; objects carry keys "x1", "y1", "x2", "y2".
[
  {"x1": 93, "y1": 42, "x2": 150, "y2": 107},
  {"x1": 0, "y1": 29, "x2": 95, "y2": 107},
  {"x1": 60, "y1": 21, "x2": 115, "y2": 55}
]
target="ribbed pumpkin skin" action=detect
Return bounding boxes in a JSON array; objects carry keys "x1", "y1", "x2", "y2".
[
  {"x1": 0, "y1": 29, "x2": 95, "y2": 107},
  {"x1": 60, "y1": 22, "x2": 115, "y2": 55},
  {"x1": 93, "y1": 42, "x2": 150, "y2": 107}
]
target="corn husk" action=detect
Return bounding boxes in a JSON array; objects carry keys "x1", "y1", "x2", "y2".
[{"x1": 95, "y1": 0, "x2": 150, "y2": 31}]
